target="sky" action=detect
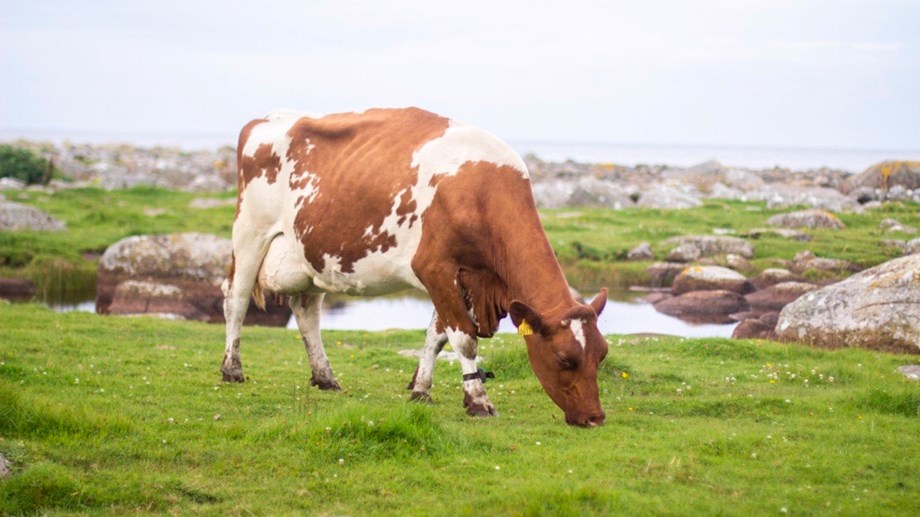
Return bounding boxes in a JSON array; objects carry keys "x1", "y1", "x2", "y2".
[{"x1": 1, "y1": 0, "x2": 919, "y2": 150}]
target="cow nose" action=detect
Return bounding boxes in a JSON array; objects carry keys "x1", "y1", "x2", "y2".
[{"x1": 587, "y1": 411, "x2": 606, "y2": 427}]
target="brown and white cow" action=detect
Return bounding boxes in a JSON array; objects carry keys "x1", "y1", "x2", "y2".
[{"x1": 222, "y1": 107, "x2": 609, "y2": 427}]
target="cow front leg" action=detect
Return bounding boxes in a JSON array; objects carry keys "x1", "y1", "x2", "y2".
[
  {"x1": 408, "y1": 310, "x2": 448, "y2": 403},
  {"x1": 447, "y1": 328, "x2": 497, "y2": 417},
  {"x1": 289, "y1": 293, "x2": 341, "y2": 391}
]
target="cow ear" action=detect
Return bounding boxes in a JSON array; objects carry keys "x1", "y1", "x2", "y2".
[
  {"x1": 590, "y1": 288, "x2": 608, "y2": 316},
  {"x1": 509, "y1": 301, "x2": 543, "y2": 336}
]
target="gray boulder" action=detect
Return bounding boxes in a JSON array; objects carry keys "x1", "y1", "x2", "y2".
[
  {"x1": 789, "y1": 250, "x2": 855, "y2": 275},
  {"x1": 732, "y1": 312, "x2": 780, "y2": 340},
  {"x1": 645, "y1": 262, "x2": 687, "y2": 287},
  {"x1": 664, "y1": 235, "x2": 755, "y2": 259},
  {"x1": 879, "y1": 218, "x2": 917, "y2": 234},
  {"x1": 742, "y1": 227, "x2": 812, "y2": 241},
  {"x1": 751, "y1": 268, "x2": 802, "y2": 290},
  {"x1": 749, "y1": 185, "x2": 858, "y2": 212},
  {"x1": 627, "y1": 242, "x2": 654, "y2": 261},
  {"x1": 844, "y1": 161, "x2": 920, "y2": 193},
  {"x1": 635, "y1": 184, "x2": 702, "y2": 209},
  {"x1": 654, "y1": 290, "x2": 749, "y2": 324},
  {"x1": 0, "y1": 177, "x2": 26, "y2": 190},
  {"x1": 671, "y1": 265, "x2": 754, "y2": 295},
  {"x1": 776, "y1": 254, "x2": 920, "y2": 353},
  {"x1": 745, "y1": 281, "x2": 818, "y2": 313},
  {"x1": 97, "y1": 233, "x2": 290, "y2": 325},
  {"x1": 0, "y1": 201, "x2": 66, "y2": 231},
  {"x1": 767, "y1": 209, "x2": 845, "y2": 229}
]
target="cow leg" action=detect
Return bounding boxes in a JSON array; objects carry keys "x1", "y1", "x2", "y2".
[
  {"x1": 221, "y1": 229, "x2": 274, "y2": 382},
  {"x1": 446, "y1": 328, "x2": 497, "y2": 417},
  {"x1": 408, "y1": 310, "x2": 448, "y2": 403},
  {"x1": 289, "y1": 293, "x2": 341, "y2": 391}
]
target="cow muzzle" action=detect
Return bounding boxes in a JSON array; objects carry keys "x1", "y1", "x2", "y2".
[{"x1": 566, "y1": 410, "x2": 606, "y2": 428}]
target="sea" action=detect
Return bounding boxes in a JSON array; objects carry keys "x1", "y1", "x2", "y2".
[{"x1": 3, "y1": 129, "x2": 920, "y2": 172}]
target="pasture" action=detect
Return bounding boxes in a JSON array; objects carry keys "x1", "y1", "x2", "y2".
[{"x1": 2, "y1": 303, "x2": 918, "y2": 515}]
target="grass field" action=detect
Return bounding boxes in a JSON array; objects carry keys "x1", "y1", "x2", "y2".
[
  {"x1": 2, "y1": 187, "x2": 918, "y2": 297},
  {"x1": 2, "y1": 304, "x2": 919, "y2": 515}
]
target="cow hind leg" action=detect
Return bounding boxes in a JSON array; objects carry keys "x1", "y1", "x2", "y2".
[
  {"x1": 289, "y1": 293, "x2": 341, "y2": 390},
  {"x1": 408, "y1": 310, "x2": 448, "y2": 403},
  {"x1": 221, "y1": 231, "x2": 273, "y2": 382}
]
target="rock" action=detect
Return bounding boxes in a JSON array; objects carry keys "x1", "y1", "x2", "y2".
[
  {"x1": 879, "y1": 218, "x2": 917, "y2": 234},
  {"x1": 907, "y1": 238, "x2": 920, "y2": 255},
  {"x1": 766, "y1": 209, "x2": 845, "y2": 229},
  {"x1": 568, "y1": 177, "x2": 636, "y2": 209},
  {"x1": 664, "y1": 235, "x2": 755, "y2": 259},
  {"x1": 789, "y1": 250, "x2": 855, "y2": 275},
  {"x1": 109, "y1": 280, "x2": 203, "y2": 320},
  {"x1": 844, "y1": 160, "x2": 920, "y2": 193},
  {"x1": 530, "y1": 180, "x2": 575, "y2": 209},
  {"x1": 0, "y1": 177, "x2": 26, "y2": 190},
  {"x1": 898, "y1": 365, "x2": 920, "y2": 381},
  {"x1": 626, "y1": 242, "x2": 654, "y2": 261},
  {"x1": 745, "y1": 281, "x2": 818, "y2": 313},
  {"x1": 96, "y1": 233, "x2": 290, "y2": 326},
  {"x1": 751, "y1": 268, "x2": 802, "y2": 290},
  {"x1": 653, "y1": 290, "x2": 749, "y2": 324},
  {"x1": 776, "y1": 254, "x2": 920, "y2": 353},
  {"x1": 748, "y1": 185, "x2": 858, "y2": 212},
  {"x1": 732, "y1": 312, "x2": 780, "y2": 340},
  {"x1": 671, "y1": 265, "x2": 754, "y2": 295},
  {"x1": 666, "y1": 243, "x2": 701, "y2": 262},
  {"x1": 724, "y1": 253, "x2": 755, "y2": 273},
  {"x1": 0, "y1": 277, "x2": 37, "y2": 302},
  {"x1": 742, "y1": 227, "x2": 812, "y2": 241},
  {"x1": 635, "y1": 184, "x2": 702, "y2": 209},
  {"x1": 645, "y1": 262, "x2": 687, "y2": 287},
  {"x1": 0, "y1": 201, "x2": 66, "y2": 231}
]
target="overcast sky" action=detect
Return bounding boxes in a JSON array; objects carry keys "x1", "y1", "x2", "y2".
[{"x1": 2, "y1": 0, "x2": 918, "y2": 150}]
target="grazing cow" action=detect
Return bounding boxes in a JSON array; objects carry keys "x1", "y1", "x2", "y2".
[{"x1": 222, "y1": 107, "x2": 609, "y2": 427}]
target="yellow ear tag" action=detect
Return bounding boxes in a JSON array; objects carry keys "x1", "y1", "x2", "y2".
[{"x1": 518, "y1": 320, "x2": 533, "y2": 337}]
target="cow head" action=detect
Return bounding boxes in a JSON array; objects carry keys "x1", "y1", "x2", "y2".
[{"x1": 509, "y1": 288, "x2": 609, "y2": 427}]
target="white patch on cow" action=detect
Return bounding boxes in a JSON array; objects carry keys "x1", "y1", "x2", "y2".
[
  {"x1": 570, "y1": 318, "x2": 587, "y2": 349},
  {"x1": 411, "y1": 121, "x2": 529, "y2": 180}
]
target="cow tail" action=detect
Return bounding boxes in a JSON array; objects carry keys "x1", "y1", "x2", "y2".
[{"x1": 251, "y1": 279, "x2": 267, "y2": 311}]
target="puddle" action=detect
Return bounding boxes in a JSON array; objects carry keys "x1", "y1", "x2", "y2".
[{"x1": 49, "y1": 291, "x2": 737, "y2": 338}]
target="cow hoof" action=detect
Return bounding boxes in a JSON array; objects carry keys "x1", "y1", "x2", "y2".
[
  {"x1": 311, "y1": 378, "x2": 342, "y2": 391},
  {"x1": 466, "y1": 404, "x2": 498, "y2": 418},
  {"x1": 410, "y1": 391, "x2": 433, "y2": 404},
  {"x1": 221, "y1": 369, "x2": 245, "y2": 383}
]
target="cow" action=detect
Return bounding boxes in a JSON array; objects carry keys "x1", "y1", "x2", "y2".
[{"x1": 222, "y1": 107, "x2": 609, "y2": 427}]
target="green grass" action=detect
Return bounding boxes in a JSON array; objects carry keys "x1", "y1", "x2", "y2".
[
  {"x1": 2, "y1": 304, "x2": 918, "y2": 515},
  {"x1": 3, "y1": 187, "x2": 918, "y2": 296}
]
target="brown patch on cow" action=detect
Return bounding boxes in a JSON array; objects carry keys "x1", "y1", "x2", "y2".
[
  {"x1": 235, "y1": 118, "x2": 269, "y2": 218},
  {"x1": 240, "y1": 143, "x2": 282, "y2": 188},
  {"x1": 283, "y1": 108, "x2": 451, "y2": 273}
]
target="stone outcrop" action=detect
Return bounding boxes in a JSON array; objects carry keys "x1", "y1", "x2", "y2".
[
  {"x1": 671, "y1": 265, "x2": 754, "y2": 295},
  {"x1": 776, "y1": 254, "x2": 920, "y2": 353},
  {"x1": 844, "y1": 161, "x2": 920, "y2": 193},
  {"x1": 0, "y1": 277, "x2": 37, "y2": 302},
  {"x1": 645, "y1": 262, "x2": 687, "y2": 287},
  {"x1": 0, "y1": 200, "x2": 66, "y2": 231},
  {"x1": 96, "y1": 233, "x2": 290, "y2": 325},
  {"x1": 766, "y1": 209, "x2": 845, "y2": 229},
  {"x1": 653, "y1": 290, "x2": 749, "y2": 324},
  {"x1": 744, "y1": 281, "x2": 818, "y2": 313},
  {"x1": 732, "y1": 312, "x2": 780, "y2": 340},
  {"x1": 663, "y1": 235, "x2": 755, "y2": 259},
  {"x1": 751, "y1": 268, "x2": 802, "y2": 290},
  {"x1": 789, "y1": 250, "x2": 856, "y2": 275}
]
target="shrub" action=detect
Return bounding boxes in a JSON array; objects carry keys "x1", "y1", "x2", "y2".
[{"x1": 0, "y1": 145, "x2": 51, "y2": 184}]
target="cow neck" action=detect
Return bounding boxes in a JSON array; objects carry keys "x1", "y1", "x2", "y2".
[{"x1": 493, "y1": 203, "x2": 578, "y2": 322}]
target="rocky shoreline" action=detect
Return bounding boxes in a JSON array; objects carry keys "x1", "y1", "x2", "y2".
[
  {"x1": 3, "y1": 140, "x2": 920, "y2": 209},
  {"x1": 2, "y1": 140, "x2": 919, "y2": 353}
]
